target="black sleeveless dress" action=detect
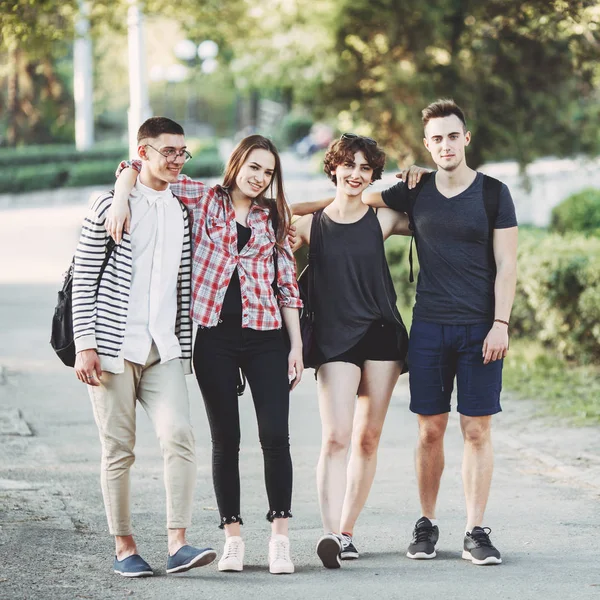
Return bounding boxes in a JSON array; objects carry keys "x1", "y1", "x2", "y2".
[{"x1": 311, "y1": 207, "x2": 408, "y2": 364}]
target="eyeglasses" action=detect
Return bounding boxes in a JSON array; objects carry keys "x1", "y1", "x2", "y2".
[
  {"x1": 341, "y1": 133, "x2": 378, "y2": 146},
  {"x1": 145, "y1": 144, "x2": 192, "y2": 163}
]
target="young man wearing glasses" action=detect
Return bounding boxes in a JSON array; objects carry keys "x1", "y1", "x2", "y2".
[
  {"x1": 292, "y1": 100, "x2": 518, "y2": 566},
  {"x1": 72, "y1": 116, "x2": 216, "y2": 577}
]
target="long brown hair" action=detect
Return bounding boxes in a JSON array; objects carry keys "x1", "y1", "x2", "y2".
[{"x1": 222, "y1": 135, "x2": 290, "y2": 247}]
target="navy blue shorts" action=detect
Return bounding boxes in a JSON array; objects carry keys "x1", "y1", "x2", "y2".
[{"x1": 408, "y1": 320, "x2": 502, "y2": 417}]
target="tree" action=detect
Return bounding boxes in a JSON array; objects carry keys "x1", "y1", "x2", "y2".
[{"x1": 220, "y1": 0, "x2": 600, "y2": 169}]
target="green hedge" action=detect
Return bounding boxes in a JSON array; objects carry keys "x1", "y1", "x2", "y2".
[
  {"x1": 511, "y1": 231, "x2": 600, "y2": 361},
  {"x1": 550, "y1": 187, "x2": 600, "y2": 235},
  {"x1": 0, "y1": 163, "x2": 71, "y2": 193},
  {"x1": 0, "y1": 151, "x2": 224, "y2": 194},
  {"x1": 277, "y1": 113, "x2": 313, "y2": 148},
  {"x1": 0, "y1": 143, "x2": 128, "y2": 168},
  {"x1": 183, "y1": 154, "x2": 224, "y2": 179}
]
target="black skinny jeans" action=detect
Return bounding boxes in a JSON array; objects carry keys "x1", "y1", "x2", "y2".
[{"x1": 193, "y1": 318, "x2": 293, "y2": 528}]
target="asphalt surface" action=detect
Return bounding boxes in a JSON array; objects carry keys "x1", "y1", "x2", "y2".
[{"x1": 0, "y1": 173, "x2": 599, "y2": 599}]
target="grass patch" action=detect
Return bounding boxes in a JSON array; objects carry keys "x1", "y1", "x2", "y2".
[{"x1": 503, "y1": 338, "x2": 600, "y2": 424}]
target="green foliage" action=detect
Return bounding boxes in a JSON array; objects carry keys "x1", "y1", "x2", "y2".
[
  {"x1": 182, "y1": 154, "x2": 224, "y2": 179},
  {"x1": 0, "y1": 163, "x2": 71, "y2": 193},
  {"x1": 65, "y1": 160, "x2": 117, "y2": 188},
  {"x1": 277, "y1": 113, "x2": 314, "y2": 148},
  {"x1": 550, "y1": 188, "x2": 600, "y2": 235},
  {"x1": 503, "y1": 339, "x2": 600, "y2": 424},
  {"x1": 0, "y1": 143, "x2": 127, "y2": 167},
  {"x1": 511, "y1": 230, "x2": 600, "y2": 361},
  {"x1": 229, "y1": 1, "x2": 600, "y2": 170},
  {"x1": 384, "y1": 235, "x2": 418, "y2": 308},
  {"x1": 0, "y1": 143, "x2": 223, "y2": 193}
]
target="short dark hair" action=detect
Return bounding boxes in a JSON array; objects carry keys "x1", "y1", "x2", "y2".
[
  {"x1": 323, "y1": 136, "x2": 386, "y2": 184},
  {"x1": 137, "y1": 117, "x2": 184, "y2": 143},
  {"x1": 422, "y1": 99, "x2": 467, "y2": 132}
]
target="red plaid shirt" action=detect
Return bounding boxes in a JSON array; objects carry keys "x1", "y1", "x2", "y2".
[{"x1": 118, "y1": 161, "x2": 302, "y2": 330}]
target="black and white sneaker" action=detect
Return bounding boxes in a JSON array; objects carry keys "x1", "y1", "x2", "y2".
[
  {"x1": 406, "y1": 517, "x2": 439, "y2": 559},
  {"x1": 316, "y1": 533, "x2": 342, "y2": 569},
  {"x1": 462, "y1": 526, "x2": 502, "y2": 565},
  {"x1": 340, "y1": 533, "x2": 359, "y2": 560}
]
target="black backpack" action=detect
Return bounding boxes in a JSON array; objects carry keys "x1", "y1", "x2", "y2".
[
  {"x1": 406, "y1": 172, "x2": 503, "y2": 282},
  {"x1": 50, "y1": 237, "x2": 116, "y2": 367}
]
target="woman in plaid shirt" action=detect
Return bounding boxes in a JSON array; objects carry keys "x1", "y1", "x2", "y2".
[{"x1": 108, "y1": 135, "x2": 303, "y2": 575}]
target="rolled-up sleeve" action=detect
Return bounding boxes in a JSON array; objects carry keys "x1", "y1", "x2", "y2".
[
  {"x1": 275, "y1": 238, "x2": 303, "y2": 309},
  {"x1": 115, "y1": 159, "x2": 142, "y2": 178}
]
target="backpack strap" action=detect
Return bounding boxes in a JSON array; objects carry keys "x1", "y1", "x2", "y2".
[
  {"x1": 482, "y1": 175, "x2": 503, "y2": 274},
  {"x1": 406, "y1": 172, "x2": 433, "y2": 283},
  {"x1": 304, "y1": 209, "x2": 324, "y2": 314}
]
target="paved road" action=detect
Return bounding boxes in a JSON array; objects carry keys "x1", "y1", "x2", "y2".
[{"x1": 0, "y1": 178, "x2": 599, "y2": 599}]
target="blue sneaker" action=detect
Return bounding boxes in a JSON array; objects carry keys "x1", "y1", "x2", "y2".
[
  {"x1": 113, "y1": 554, "x2": 154, "y2": 577},
  {"x1": 166, "y1": 545, "x2": 217, "y2": 574}
]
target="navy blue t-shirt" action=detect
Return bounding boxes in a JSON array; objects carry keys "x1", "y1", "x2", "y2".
[{"x1": 382, "y1": 172, "x2": 517, "y2": 324}]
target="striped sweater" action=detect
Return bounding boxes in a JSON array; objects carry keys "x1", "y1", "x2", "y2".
[{"x1": 72, "y1": 191, "x2": 193, "y2": 374}]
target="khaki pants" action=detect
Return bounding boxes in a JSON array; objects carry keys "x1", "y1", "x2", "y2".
[{"x1": 88, "y1": 344, "x2": 196, "y2": 536}]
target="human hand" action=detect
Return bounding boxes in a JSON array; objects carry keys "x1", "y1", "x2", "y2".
[
  {"x1": 105, "y1": 201, "x2": 131, "y2": 244},
  {"x1": 287, "y1": 345, "x2": 304, "y2": 391},
  {"x1": 396, "y1": 165, "x2": 432, "y2": 189},
  {"x1": 287, "y1": 222, "x2": 298, "y2": 249},
  {"x1": 482, "y1": 323, "x2": 509, "y2": 364},
  {"x1": 75, "y1": 349, "x2": 102, "y2": 386}
]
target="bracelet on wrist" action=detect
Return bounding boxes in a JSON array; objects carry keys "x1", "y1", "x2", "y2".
[{"x1": 494, "y1": 319, "x2": 509, "y2": 327}]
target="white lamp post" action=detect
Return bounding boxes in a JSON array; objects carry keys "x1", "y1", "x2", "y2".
[
  {"x1": 127, "y1": 0, "x2": 152, "y2": 158},
  {"x1": 73, "y1": 0, "x2": 94, "y2": 151}
]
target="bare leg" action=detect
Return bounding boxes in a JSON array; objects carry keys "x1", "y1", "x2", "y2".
[
  {"x1": 415, "y1": 413, "x2": 449, "y2": 519},
  {"x1": 271, "y1": 518, "x2": 289, "y2": 536},
  {"x1": 340, "y1": 360, "x2": 402, "y2": 534},
  {"x1": 460, "y1": 415, "x2": 494, "y2": 531},
  {"x1": 316, "y1": 362, "x2": 362, "y2": 533},
  {"x1": 224, "y1": 522, "x2": 241, "y2": 538}
]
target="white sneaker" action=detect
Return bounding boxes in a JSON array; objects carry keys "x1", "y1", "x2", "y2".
[
  {"x1": 269, "y1": 534, "x2": 294, "y2": 574},
  {"x1": 218, "y1": 536, "x2": 244, "y2": 572}
]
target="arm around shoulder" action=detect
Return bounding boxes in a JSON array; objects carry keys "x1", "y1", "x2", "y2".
[
  {"x1": 291, "y1": 197, "x2": 333, "y2": 217},
  {"x1": 362, "y1": 190, "x2": 387, "y2": 208},
  {"x1": 291, "y1": 214, "x2": 313, "y2": 252}
]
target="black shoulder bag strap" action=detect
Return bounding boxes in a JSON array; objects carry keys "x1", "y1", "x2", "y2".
[
  {"x1": 407, "y1": 172, "x2": 433, "y2": 283},
  {"x1": 482, "y1": 175, "x2": 503, "y2": 275}
]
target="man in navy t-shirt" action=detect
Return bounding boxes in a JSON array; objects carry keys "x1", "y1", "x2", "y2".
[{"x1": 378, "y1": 100, "x2": 517, "y2": 565}]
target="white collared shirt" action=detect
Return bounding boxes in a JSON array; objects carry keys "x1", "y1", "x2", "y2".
[{"x1": 122, "y1": 179, "x2": 184, "y2": 365}]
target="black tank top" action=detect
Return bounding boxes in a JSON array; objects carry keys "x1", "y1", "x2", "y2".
[
  {"x1": 221, "y1": 221, "x2": 252, "y2": 317},
  {"x1": 312, "y1": 207, "x2": 407, "y2": 360}
]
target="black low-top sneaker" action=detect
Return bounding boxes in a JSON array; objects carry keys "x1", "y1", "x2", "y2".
[
  {"x1": 407, "y1": 517, "x2": 439, "y2": 559},
  {"x1": 462, "y1": 526, "x2": 502, "y2": 565},
  {"x1": 340, "y1": 533, "x2": 359, "y2": 560},
  {"x1": 316, "y1": 533, "x2": 342, "y2": 569}
]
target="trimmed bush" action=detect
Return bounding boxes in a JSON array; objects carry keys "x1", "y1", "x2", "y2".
[
  {"x1": 550, "y1": 188, "x2": 600, "y2": 235},
  {"x1": 66, "y1": 160, "x2": 117, "y2": 188},
  {"x1": 0, "y1": 146, "x2": 224, "y2": 194},
  {"x1": 183, "y1": 154, "x2": 224, "y2": 179},
  {"x1": 278, "y1": 113, "x2": 313, "y2": 148},
  {"x1": 510, "y1": 230, "x2": 600, "y2": 360},
  {"x1": 0, "y1": 163, "x2": 71, "y2": 194},
  {"x1": 0, "y1": 143, "x2": 128, "y2": 168}
]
